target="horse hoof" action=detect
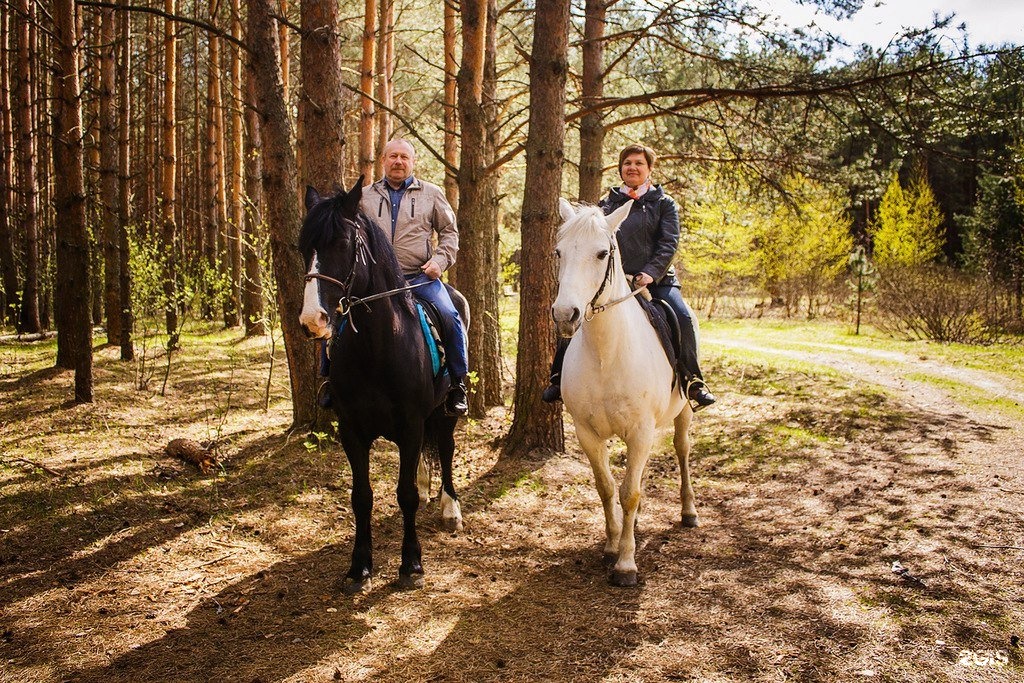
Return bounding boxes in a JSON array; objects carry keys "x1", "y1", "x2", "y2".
[
  {"x1": 681, "y1": 513, "x2": 700, "y2": 528},
  {"x1": 609, "y1": 569, "x2": 638, "y2": 587},
  {"x1": 442, "y1": 517, "x2": 463, "y2": 533},
  {"x1": 602, "y1": 552, "x2": 618, "y2": 568},
  {"x1": 343, "y1": 577, "x2": 372, "y2": 595},
  {"x1": 397, "y1": 573, "x2": 425, "y2": 590}
]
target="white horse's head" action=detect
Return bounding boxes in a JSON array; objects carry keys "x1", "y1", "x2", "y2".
[{"x1": 551, "y1": 198, "x2": 633, "y2": 337}]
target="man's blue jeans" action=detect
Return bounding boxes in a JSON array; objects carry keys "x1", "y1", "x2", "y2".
[{"x1": 406, "y1": 273, "x2": 469, "y2": 379}]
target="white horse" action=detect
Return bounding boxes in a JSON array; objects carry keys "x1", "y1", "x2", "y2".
[{"x1": 552, "y1": 198, "x2": 699, "y2": 587}]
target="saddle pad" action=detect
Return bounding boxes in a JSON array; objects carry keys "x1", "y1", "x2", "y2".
[
  {"x1": 416, "y1": 303, "x2": 446, "y2": 377},
  {"x1": 637, "y1": 296, "x2": 679, "y2": 388}
]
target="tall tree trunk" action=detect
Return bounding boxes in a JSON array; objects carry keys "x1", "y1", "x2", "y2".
[
  {"x1": 14, "y1": 0, "x2": 40, "y2": 333},
  {"x1": 227, "y1": 0, "x2": 244, "y2": 330},
  {"x1": 0, "y1": 8, "x2": 19, "y2": 326},
  {"x1": 241, "y1": 57, "x2": 265, "y2": 337},
  {"x1": 578, "y1": 0, "x2": 608, "y2": 204},
  {"x1": 358, "y1": 0, "x2": 376, "y2": 181},
  {"x1": 300, "y1": 0, "x2": 347, "y2": 190},
  {"x1": 142, "y1": 12, "x2": 157, "y2": 231},
  {"x1": 373, "y1": 0, "x2": 394, "y2": 178},
  {"x1": 456, "y1": 0, "x2": 501, "y2": 415},
  {"x1": 249, "y1": 0, "x2": 320, "y2": 428},
  {"x1": 117, "y1": 0, "x2": 133, "y2": 360},
  {"x1": 204, "y1": 26, "x2": 222, "y2": 320},
  {"x1": 278, "y1": 0, "x2": 290, "y2": 92},
  {"x1": 443, "y1": 0, "x2": 458, "y2": 208},
  {"x1": 100, "y1": 7, "x2": 121, "y2": 344},
  {"x1": 505, "y1": 0, "x2": 570, "y2": 456},
  {"x1": 53, "y1": 0, "x2": 93, "y2": 402},
  {"x1": 161, "y1": 0, "x2": 179, "y2": 340}
]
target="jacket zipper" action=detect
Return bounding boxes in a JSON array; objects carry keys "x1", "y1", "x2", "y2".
[{"x1": 411, "y1": 197, "x2": 416, "y2": 218}]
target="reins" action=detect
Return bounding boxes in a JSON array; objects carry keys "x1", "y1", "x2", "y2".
[
  {"x1": 583, "y1": 237, "x2": 648, "y2": 321},
  {"x1": 304, "y1": 228, "x2": 430, "y2": 334}
]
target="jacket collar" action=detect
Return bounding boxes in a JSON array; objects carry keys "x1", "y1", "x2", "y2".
[
  {"x1": 373, "y1": 176, "x2": 421, "y2": 196},
  {"x1": 607, "y1": 183, "x2": 664, "y2": 205}
]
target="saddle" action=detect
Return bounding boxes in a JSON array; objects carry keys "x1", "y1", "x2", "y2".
[
  {"x1": 415, "y1": 299, "x2": 447, "y2": 378},
  {"x1": 636, "y1": 296, "x2": 682, "y2": 391}
]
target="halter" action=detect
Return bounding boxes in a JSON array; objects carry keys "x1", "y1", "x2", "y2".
[
  {"x1": 303, "y1": 227, "x2": 430, "y2": 334},
  {"x1": 583, "y1": 237, "x2": 649, "y2": 321}
]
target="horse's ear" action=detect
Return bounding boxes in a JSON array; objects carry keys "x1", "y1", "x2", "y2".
[
  {"x1": 558, "y1": 198, "x2": 576, "y2": 224},
  {"x1": 340, "y1": 175, "x2": 365, "y2": 216},
  {"x1": 605, "y1": 199, "x2": 634, "y2": 234},
  {"x1": 304, "y1": 185, "x2": 321, "y2": 213}
]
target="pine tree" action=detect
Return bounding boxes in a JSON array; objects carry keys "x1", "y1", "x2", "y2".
[{"x1": 871, "y1": 170, "x2": 944, "y2": 268}]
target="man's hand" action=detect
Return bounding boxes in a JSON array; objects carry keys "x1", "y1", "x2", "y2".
[
  {"x1": 421, "y1": 260, "x2": 443, "y2": 280},
  {"x1": 633, "y1": 272, "x2": 654, "y2": 287}
]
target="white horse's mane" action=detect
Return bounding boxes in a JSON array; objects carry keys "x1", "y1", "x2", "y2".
[{"x1": 557, "y1": 204, "x2": 611, "y2": 243}]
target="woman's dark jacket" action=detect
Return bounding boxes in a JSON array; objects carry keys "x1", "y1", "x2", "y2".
[{"x1": 599, "y1": 185, "x2": 680, "y2": 287}]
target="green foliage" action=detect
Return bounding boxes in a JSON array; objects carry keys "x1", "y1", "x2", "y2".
[
  {"x1": 870, "y1": 171, "x2": 945, "y2": 268},
  {"x1": 682, "y1": 171, "x2": 853, "y2": 317}
]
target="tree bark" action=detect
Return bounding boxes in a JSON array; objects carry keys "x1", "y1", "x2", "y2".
[
  {"x1": 504, "y1": 0, "x2": 570, "y2": 456},
  {"x1": 456, "y1": 0, "x2": 502, "y2": 415},
  {"x1": 358, "y1": 0, "x2": 376, "y2": 181},
  {"x1": 0, "y1": 9, "x2": 19, "y2": 327},
  {"x1": 100, "y1": 7, "x2": 121, "y2": 344},
  {"x1": 117, "y1": 0, "x2": 133, "y2": 360},
  {"x1": 241, "y1": 56, "x2": 265, "y2": 337},
  {"x1": 578, "y1": 0, "x2": 608, "y2": 204},
  {"x1": 142, "y1": 11, "x2": 157, "y2": 232},
  {"x1": 373, "y1": 0, "x2": 394, "y2": 178},
  {"x1": 249, "y1": 0, "x2": 320, "y2": 428},
  {"x1": 443, "y1": 0, "x2": 458, "y2": 208},
  {"x1": 52, "y1": 0, "x2": 94, "y2": 402},
  {"x1": 227, "y1": 0, "x2": 244, "y2": 330},
  {"x1": 14, "y1": 0, "x2": 40, "y2": 333},
  {"x1": 300, "y1": 0, "x2": 347, "y2": 191},
  {"x1": 161, "y1": 0, "x2": 179, "y2": 340}
]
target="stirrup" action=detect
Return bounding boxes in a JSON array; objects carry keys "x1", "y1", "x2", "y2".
[
  {"x1": 316, "y1": 380, "x2": 332, "y2": 408},
  {"x1": 684, "y1": 377, "x2": 715, "y2": 412}
]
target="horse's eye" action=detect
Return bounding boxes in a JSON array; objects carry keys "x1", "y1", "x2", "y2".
[
  {"x1": 554, "y1": 249, "x2": 561, "y2": 259},
  {"x1": 597, "y1": 250, "x2": 609, "y2": 260}
]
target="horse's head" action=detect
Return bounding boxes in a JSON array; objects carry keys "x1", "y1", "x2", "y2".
[
  {"x1": 551, "y1": 198, "x2": 633, "y2": 337},
  {"x1": 298, "y1": 176, "x2": 366, "y2": 339}
]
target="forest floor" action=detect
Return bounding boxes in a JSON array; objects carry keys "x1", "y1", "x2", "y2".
[{"x1": 1, "y1": 319, "x2": 1022, "y2": 682}]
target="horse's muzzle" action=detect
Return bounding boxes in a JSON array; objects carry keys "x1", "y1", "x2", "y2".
[{"x1": 552, "y1": 305, "x2": 581, "y2": 338}]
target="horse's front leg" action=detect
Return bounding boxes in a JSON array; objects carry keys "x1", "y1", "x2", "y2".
[
  {"x1": 396, "y1": 433, "x2": 425, "y2": 589},
  {"x1": 576, "y1": 426, "x2": 620, "y2": 565},
  {"x1": 341, "y1": 437, "x2": 374, "y2": 594},
  {"x1": 674, "y1": 407, "x2": 699, "y2": 527},
  {"x1": 611, "y1": 428, "x2": 655, "y2": 587},
  {"x1": 432, "y1": 414, "x2": 463, "y2": 532}
]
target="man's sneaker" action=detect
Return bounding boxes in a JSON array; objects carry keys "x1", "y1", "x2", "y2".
[
  {"x1": 446, "y1": 380, "x2": 468, "y2": 416},
  {"x1": 686, "y1": 380, "x2": 716, "y2": 410}
]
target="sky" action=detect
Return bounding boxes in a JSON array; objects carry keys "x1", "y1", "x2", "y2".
[{"x1": 754, "y1": 0, "x2": 1024, "y2": 52}]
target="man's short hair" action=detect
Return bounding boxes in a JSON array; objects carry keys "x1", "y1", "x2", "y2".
[
  {"x1": 618, "y1": 144, "x2": 656, "y2": 172},
  {"x1": 385, "y1": 138, "x2": 416, "y2": 157}
]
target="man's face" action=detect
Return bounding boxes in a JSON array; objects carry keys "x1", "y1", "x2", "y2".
[{"x1": 383, "y1": 142, "x2": 416, "y2": 186}]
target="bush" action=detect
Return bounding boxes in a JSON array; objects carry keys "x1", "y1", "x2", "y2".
[{"x1": 875, "y1": 265, "x2": 1022, "y2": 344}]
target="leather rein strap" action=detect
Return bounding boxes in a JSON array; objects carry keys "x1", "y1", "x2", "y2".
[{"x1": 584, "y1": 238, "x2": 648, "y2": 321}]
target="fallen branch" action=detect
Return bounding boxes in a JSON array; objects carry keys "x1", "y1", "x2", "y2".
[
  {"x1": 165, "y1": 439, "x2": 218, "y2": 474},
  {"x1": 4, "y1": 457, "x2": 64, "y2": 477}
]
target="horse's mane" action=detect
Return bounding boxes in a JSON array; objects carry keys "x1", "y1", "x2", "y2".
[
  {"x1": 557, "y1": 204, "x2": 611, "y2": 244},
  {"x1": 299, "y1": 191, "x2": 415, "y2": 316}
]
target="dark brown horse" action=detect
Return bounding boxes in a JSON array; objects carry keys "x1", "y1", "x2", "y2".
[{"x1": 298, "y1": 178, "x2": 466, "y2": 594}]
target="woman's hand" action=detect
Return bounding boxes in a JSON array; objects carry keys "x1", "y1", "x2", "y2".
[{"x1": 633, "y1": 272, "x2": 654, "y2": 287}]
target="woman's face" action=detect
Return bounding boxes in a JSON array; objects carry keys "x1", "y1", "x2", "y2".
[{"x1": 619, "y1": 152, "x2": 651, "y2": 189}]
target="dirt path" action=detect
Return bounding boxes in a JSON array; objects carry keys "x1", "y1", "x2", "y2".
[{"x1": 1, "y1": 327, "x2": 1022, "y2": 682}]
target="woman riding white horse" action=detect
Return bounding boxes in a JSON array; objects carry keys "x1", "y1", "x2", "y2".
[{"x1": 552, "y1": 198, "x2": 699, "y2": 587}]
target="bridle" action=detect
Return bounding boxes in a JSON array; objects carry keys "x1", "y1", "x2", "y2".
[
  {"x1": 582, "y1": 237, "x2": 648, "y2": 321},
  {"x1": 303, "y1": 222, "x2": 429, "y2": 333}
]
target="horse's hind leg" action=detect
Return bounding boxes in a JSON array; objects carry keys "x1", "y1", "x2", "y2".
[
  {"x1": 396, "y1": 434, "x2": 425, "y2": 589},
  {"x1": 611, "y1": 428, "x2": 655, "y2": 587},
  {"x1": 674, "y1": 407, "x2": 699, "y2": 527},
  {"x1": 576, "y1": 426, "x2": 620, "y2": 565},
  {"x1": 433, "y1": 415, "x2": 463, "y2": 532}
]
